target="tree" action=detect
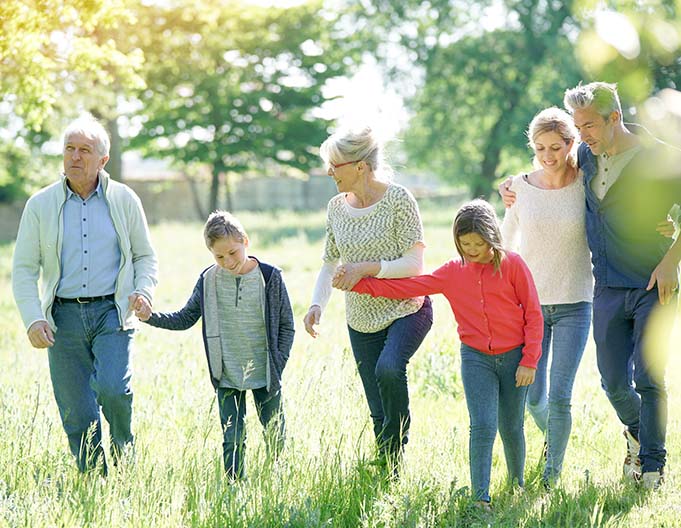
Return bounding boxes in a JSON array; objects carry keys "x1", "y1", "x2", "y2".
[
  {"x1": 355, "y1": 0, "x2": 585, "y2": 198},
  {"x1": 128, "y1": 0, "x2": 360, "y2": 215},
  {"x1": 0, "y1": 0, "x2": 144, "y2": 131}
]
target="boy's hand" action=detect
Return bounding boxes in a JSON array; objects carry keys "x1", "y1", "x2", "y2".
[
  {"x1": 515, "y1": 365, "x2": 535, "y2": 387},
  {"x1": 498, "y1": 177, "x2": 516, "y2": 208},
  {"x1": 130, "y1": 294, "x2": 152, "y2": 321},
  {"x1": 303, "y1": 305, "x2": 322, "y2": 338}
]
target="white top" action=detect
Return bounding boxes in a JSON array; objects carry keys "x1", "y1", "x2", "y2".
[
  {"x1": 501, "y1": 173, "x2": 593, "y2": 305},
  {"x1": 322, "y1": 183, "x2": 425, "y2": 333},
  {"x1": 592, "y1": 145, "x2": 641, "y2": 200}
]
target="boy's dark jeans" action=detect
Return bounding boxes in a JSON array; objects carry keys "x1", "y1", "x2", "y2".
[
  {"x1": 347, "y1": 296, "x2": 433, "y2": 456},
  {"x1": 217, "y1": 386, "x2": 284, "y2": 479}
]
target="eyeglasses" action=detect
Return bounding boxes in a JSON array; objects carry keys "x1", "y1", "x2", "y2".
[{"x1": 328, "y1": 160, "x2": 361, "y2": 173}]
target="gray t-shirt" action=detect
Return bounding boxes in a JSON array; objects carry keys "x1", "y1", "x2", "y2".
[{"x1": 216, "y1": 265, "x2": 268, "y2": 390}]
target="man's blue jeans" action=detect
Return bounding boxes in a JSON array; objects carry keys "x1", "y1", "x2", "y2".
[
  {"x1": 49, "y1": 298, "x2": 134, "y2": 472},
  {"x1": 528, "y1": 302, "x2": 591, "y2": 482},
  {"x1": 593, "y1": 285, "x2": 671, "y2": 473},
  {"x1": 461, "y1": 344, "x2": 528, "y2": 503},
  {"x1": 347, "y1": 296, "x2": 432, "y2": 455},
  {"x1": 217, "y1": 386, "x2": 284, "y2": 479}
]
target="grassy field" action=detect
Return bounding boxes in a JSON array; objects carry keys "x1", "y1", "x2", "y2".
[{"x1": 1, "y1": 204, "x2": 680, "y2": 527}]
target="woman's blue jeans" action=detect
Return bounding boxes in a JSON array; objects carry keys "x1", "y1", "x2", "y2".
[
  {"x1": 461, "y1": 344, "x2": 528, "y2": 503},
  {"x1": 347, "y1": 297, "x2": 432, "y2": 455},
  {"x1": 528, "y1": 301, "x2": 592, "y2": 482},
  {"x1": 49, "y1": 298, "x2": 134, "y2": 472}
]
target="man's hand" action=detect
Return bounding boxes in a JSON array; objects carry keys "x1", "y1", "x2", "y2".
[
  {"x1": 303, "y1": 305, "x2": 322, "y2": 338},
  {"x1": 515, "y1": 365, "x2": 536, "y2": 387},
  {"x1": 129, "y1": 294, "x2": 152, "y2": 321},
  {"x1": 498, "y1": 176, "x2": 516, "y2": 208},
  {"x1": 647, "y1": 254, "x2": 680, "y2": 305},
  {"x1": 28, "y1": 320, "x2": 55, "y2": 348}
]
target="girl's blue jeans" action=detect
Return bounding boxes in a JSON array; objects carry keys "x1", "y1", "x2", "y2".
[{"x1": 461, "y1": 344, "x2": 528, "y2": 503}]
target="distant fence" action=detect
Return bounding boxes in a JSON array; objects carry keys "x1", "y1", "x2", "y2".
[{"x1": 0, "y1": 175, "x2": 466, "y2": 241}]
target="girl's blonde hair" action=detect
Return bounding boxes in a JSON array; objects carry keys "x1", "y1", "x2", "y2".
[
  {"x1": 527, "y1": 107, "x2": 578, "y2": 169},
  {"x1": 453, "y1": 199, "x2": 505, "y2": 273},
  {"x1": 203, "y1": 210, "x2": 248, "y2": 247}
]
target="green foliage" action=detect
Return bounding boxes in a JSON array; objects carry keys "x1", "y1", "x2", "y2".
[
  {"x1": 355, "y1": 0, "x2": 585, "y2": 198},
  {"x1": 127, "y1": 0, "x2": 360, "y2": 213},
  {"x1": 0, "y1": 0, "x2": 144, "y2": 130},
  {"x1": 2, "y1": 206, "x2": 681, "y2": 527}
]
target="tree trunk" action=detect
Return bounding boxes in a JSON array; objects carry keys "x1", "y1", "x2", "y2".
[
  {"x1": 209, "y1": 164, "x2": 220, "y2": 214},
  {"x1": 224, "y1": 171, "x2": 233, "y2": 212},
  {"x1": 105, "y1": 118, "x2": 123, "y2": 182}
]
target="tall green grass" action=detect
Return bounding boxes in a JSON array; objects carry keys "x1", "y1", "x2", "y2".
[{"x1": 1, "y1": 205, "x2": 680, "y2": 527}]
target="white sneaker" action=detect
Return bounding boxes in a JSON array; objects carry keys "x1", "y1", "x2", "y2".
[
  {"x1": 623, "y1": 430, "x2": 641, "y2": 481},
  {"x1": 642, "y1": 470, "x2": 664, "y2": 490}
]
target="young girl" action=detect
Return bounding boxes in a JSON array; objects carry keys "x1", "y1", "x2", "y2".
[{"x1": 341, "y1": 199, "x2": 542, "y2": 508}]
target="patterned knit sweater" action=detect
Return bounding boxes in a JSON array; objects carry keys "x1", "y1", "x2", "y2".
[{"x1": 323, "y1": 184, "x2": 425, "y2": 333}]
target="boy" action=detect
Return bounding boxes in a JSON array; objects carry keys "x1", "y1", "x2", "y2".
[{"x1": 136, "y1": 211, "x2": 294, "y2": 479}]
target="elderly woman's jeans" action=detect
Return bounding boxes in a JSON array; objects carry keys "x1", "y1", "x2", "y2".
[
  {"x1": 528, "y1": 301, "x2": 592, "y2": 482},
  {"x1": 49, "y1": 298, "x2": 134, "y2": 472},
  {"x1": 461, "y1": 344, "x2": 528, "y2": 503},
  {"x1": 347, "y1": 296, "x2": 432, "y2": 455}
]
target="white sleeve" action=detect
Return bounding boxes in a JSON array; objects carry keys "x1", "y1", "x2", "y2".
[
  {"x1": 376, "y1": 243, "x2": 424, "y2": 278},
  {"x1": 310, "y1": 260, "x2": 337, "y2": 310}
]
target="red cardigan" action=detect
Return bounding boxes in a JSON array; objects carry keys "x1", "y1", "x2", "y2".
[{"x1": 353, "y1": 251, "x2": 543, "y2": 368}]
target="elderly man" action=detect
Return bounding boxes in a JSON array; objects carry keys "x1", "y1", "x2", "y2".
[
  {"x1": 500, "y1": 82, "x2": 681, "y2": 490},
  {"x1": 12, "y1": 114, "x2": 158, "y2": 473}
]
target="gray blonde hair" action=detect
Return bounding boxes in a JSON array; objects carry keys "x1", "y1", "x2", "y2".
[
  {"x1": 563, "y1": 82, "x2": 622, "y2": 121},
  {"x1": 453, "y1": 199, "x2": 505, "y2": 273},
  {"x1": 63, "y1": 114, "x2": 110, "y2": 157},
  {"x1": 527, "y1": 107, "x2": 578, "y2": 169},
  {"x1": 204, "y1": 210, "x2": 248, "y2": 247},
  {"x1": 319, "y1": 126, "x2": 392, "y2": 180}
]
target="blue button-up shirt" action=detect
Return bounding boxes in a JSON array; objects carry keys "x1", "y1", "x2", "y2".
[
  {"x1": 56, "y1": 179, "x2": 121, "y2": 298},
  {"x1": 579, "y1": 138, "x2": 681, "y2": 288}
]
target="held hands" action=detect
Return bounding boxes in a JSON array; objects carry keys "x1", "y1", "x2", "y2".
[
  {"x1": 515, "y1": 365, "x2": 536, "y2": 387},
  {"x1": 129, "y1": 293, "x2": 152, "y2": 321},
  {"x1": 332, "y1": 263, "x2": 365, "y2": 291},
  {"x1": 498, "y1": 176, "x2": 516, "y2": 208},
  {"x1": 303, "y1": 305, "x2": 322, "y2": 338},
  {"x1": 27, "y1": 320, "x2": 55, "y2": 348}
]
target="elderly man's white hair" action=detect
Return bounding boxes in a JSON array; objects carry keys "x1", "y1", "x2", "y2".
[{"x1": 62, "y1": 114, "x2": 111, "y2": 157}]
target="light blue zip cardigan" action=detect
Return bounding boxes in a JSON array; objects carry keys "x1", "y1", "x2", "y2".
[{"x1": 12, "y1": 170, "x2": 158, "y2": 331}]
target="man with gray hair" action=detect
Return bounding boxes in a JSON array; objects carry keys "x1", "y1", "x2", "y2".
[{"x1": 12, "y1": 114, "x2": 158, "y2": 473}]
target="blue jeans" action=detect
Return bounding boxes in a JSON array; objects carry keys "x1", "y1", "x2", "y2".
[
  {"x1": 528, "y1": 302, "x2": 591, "y2": 481},
  {"x1": 461, "y1": 344, "x2": 528, "y2": 503},
  {"x1": 217, "y1": 386, "x2": 284, "y2": 479},
  {"x1": 347, "y1": 296, "x2": 432, "y2": 454},
  {"x1": 49, "y1": 298, "x2": 134, "y2": 472},
  {"x1": 593, "y1": 285, "x2": 671, "y2": 473}
]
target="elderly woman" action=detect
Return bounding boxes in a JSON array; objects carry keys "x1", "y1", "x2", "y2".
[{"x1": 303, "y1": 126, "x2": 432, "y2": 471}]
